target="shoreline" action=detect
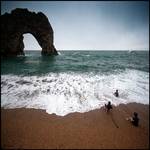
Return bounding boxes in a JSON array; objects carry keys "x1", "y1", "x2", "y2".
[{"x1": 1, "y1": 102, "x2": 149, "y2": 149}]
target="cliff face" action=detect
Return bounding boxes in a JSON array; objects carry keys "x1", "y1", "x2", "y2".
[{"x1": 1, "y1": 8, "x2": 58, "y2": 56}]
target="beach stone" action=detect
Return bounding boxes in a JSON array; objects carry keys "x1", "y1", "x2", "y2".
[{"x1": 1, "y1": 8, "x2": 58, "y2": 56}]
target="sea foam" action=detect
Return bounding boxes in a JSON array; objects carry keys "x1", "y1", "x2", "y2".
[{"x1": 1, "y1": 69, "x2": 149, "y2": 116}]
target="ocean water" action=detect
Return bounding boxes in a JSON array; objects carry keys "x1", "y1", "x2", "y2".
[{"x1": 1, "y1": 50, "x2": 149, "y2": 116}]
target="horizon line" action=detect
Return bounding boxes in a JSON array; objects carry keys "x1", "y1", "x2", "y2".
[{"x1": 24, "y1": 49, "x2": 149, "y2": 51}]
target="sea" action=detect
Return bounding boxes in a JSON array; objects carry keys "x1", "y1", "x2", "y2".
[{"x1": 1, "y1": 50, "x2": 149, "y2": 116}]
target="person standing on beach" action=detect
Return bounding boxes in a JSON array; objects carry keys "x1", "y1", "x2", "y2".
[{"x1": 105, "y1": 101, "x2": 113, "y2": 113}]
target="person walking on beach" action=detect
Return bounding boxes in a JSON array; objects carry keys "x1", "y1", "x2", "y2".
[
  {"x1": 126, "y1": 112, "x2": 139, "y2": 127},
  {"x1": 114, "y1": 89, "x2": 119, "y2": 97},
  {"x1": 105, "y1": 101, "x2": 113, "y2": 113}
]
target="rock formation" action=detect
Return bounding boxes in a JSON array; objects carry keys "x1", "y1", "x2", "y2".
[{"x1": 1, "y1": 8, "x2": 58, "y2": 56}]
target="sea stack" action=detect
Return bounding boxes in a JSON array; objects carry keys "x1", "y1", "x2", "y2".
[{"x1": 1, "y1": 8, "x2": 58, "y2": 56}]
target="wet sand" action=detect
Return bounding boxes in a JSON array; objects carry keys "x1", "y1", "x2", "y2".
[{"x1": 1, "y1": 103, "x2": 149, "y2": 149}]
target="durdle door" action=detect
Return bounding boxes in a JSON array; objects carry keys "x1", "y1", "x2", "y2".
[{"x1": 1, "y1": 8, "x2": 58, "y2": 56}]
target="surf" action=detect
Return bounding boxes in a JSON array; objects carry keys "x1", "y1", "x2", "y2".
[{"x1": 1, "y1": 69, "x2": 149, "y2": 116}]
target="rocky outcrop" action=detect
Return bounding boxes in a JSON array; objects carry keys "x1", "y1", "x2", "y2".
[{"x1": 1, "y1": 8, "x2": 58, "y2": 56}]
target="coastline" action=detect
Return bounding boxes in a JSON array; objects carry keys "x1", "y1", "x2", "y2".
[{"x1": 1, "y1": 102, "x2": 149, "y2": 149}]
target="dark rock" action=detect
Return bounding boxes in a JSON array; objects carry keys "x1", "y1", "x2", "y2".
[{"x1": 1, "y1": 8, "x2": 58, "y2": 56}]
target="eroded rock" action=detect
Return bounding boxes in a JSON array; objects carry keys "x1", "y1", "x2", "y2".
[{"x1": 1, "y1": 8, "x2": 58, "y2": 56}]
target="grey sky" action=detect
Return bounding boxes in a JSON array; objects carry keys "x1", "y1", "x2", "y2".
[{"x1": 1, "y1": 1, "x2": 149, "y2": 50}]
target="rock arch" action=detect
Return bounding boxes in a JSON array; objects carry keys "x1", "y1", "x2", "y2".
[{"x1": 1, "y1": 8, "x2": 58, "y2": 56}]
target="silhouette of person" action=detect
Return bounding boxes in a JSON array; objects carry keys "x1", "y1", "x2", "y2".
[
  {"x1": 114, "y1": 89, "x2": 119, "y2": 97},
  {"x1": 105, "y1": 101, "x2": 113, "y2": 113},
  {"x1": 126, "y1": 112, "x2": 139, "y2": 127}
]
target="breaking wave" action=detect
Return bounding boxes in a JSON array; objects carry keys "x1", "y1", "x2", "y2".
[{"x1": 1, "y1": 69, "x2": 149, "y2": 116}]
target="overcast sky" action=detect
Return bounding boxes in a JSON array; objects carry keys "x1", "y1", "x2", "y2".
[{"x1": 1, "y1": 1, "x2": 149, "y2": 50}]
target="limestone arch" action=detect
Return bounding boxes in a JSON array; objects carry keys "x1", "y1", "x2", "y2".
[{"x1": 1, "y1": 8, "x2": 58, "y2": 56}]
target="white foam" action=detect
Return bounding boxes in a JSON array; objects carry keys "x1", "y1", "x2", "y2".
[
  {"x1": 1, "y1": 69, "x2": 149, "y2": 116},
  {"x1": 58, "y1": 51, "x2": 61, "y2": 55}
]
